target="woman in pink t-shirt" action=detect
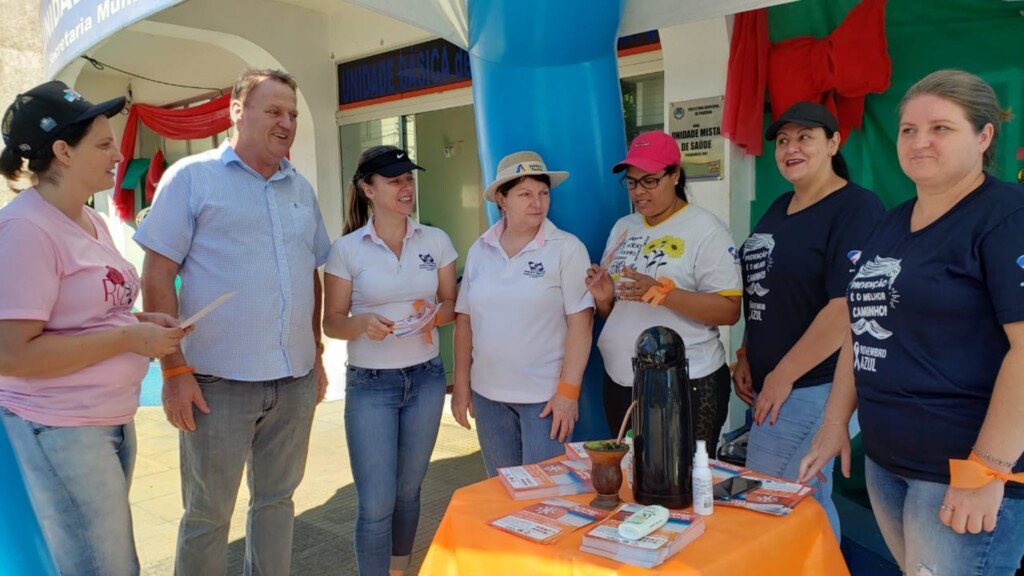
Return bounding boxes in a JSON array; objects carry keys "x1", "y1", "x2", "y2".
[{"x1": 0, "y1": 82, "x2": 185, "y2": 575}]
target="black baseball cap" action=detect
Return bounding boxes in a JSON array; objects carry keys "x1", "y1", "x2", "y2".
[
  {"x1": 765, "y1": 102, "x2": 839, "y2": 140},
  {"x1": 354, "y1": 148, "x2": 425, "y2": 180},
  {"x1": 2, "y1": 81, "x2": 126, "y2": 159}
]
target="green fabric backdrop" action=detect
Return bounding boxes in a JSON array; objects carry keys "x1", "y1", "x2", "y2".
[{"x1": 751, "y1": 0, "x2": 1024, "y2": 222}]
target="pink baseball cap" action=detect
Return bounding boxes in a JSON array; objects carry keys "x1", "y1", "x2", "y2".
[{"x1": 612, "y1": 131, "x2": 681, "y2": 173}]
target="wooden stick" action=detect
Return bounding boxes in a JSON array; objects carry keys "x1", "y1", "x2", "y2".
[{"x1": 616, "y1": 400, "x2": 637, "y2": 445}]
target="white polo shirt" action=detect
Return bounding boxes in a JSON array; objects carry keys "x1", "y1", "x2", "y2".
[
  {"x1": 325, "y1": 217, "x2": 457, "y2": 369},
  {"x1": 597, "y1": 205, "x2": 742, "y2": 384},
  {"x1": 456, "y1": 218, "x2": 594, "y2": 403}
]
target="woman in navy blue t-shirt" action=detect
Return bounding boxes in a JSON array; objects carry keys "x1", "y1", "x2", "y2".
[
  {"x1": 735, "y1": 102, "x2": 884, "y2": 540},
  {"x1": 800, "y1": 70, "x2": 1024, "y2": 575}
]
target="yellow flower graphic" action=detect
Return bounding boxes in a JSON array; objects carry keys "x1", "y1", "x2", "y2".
[{"x1": 643, "y1": 236, "x2": 685, "y2": 258}]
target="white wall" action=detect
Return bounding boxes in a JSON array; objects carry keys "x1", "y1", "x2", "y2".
[
  {"x1": 149, "y1": 0, "x2": 344, "y2": 238},
  {"x1": 328, "y1": 3, "x2": 434, "y2": 61},
  {"x1": 660, "y1": 17, "x2": 754, "y2": 432}
]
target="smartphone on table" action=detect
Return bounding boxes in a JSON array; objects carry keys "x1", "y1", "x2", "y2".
[{"x1": 712, "y1": 476, "x2": 763, "y2": 502}]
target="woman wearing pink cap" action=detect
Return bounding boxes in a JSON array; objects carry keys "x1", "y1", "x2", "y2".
[
  {"x1": 0, "y1": 81, "x2": 186, "y2": 575},
  {"x1": 586, "y1": 131, "x2": 742, "y2": 455}
]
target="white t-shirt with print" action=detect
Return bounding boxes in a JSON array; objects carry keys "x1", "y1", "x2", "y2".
[
  {"x1": 325, "y1": 217, "x2": 457, "y2": 369},
  {"x1": 456, "y1": 218, "x2": 594, "y2": 404},
  {"x1": 597, "y1": 205, "x2": 742, "y2": 384}
]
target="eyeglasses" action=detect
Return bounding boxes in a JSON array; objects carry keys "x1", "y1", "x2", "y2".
[{"x1": 620, "y1": 171, "x2": 669, "y2": 191}]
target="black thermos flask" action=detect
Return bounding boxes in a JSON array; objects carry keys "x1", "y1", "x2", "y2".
[{"x1": 631, "y1": 326, "x2": 695, "y2": 509}]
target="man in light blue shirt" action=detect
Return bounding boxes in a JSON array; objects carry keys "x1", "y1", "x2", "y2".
[{"x1": 135, "y1": 68, "x2": 331, "y2": 576}]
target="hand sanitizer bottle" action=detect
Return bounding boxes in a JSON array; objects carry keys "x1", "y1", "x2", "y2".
[{"x1": 692, "y1": 440, "x2": 714, "y2": 516}]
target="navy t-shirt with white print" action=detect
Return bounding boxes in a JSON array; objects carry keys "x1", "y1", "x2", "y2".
[
  {"x1": 741, "y1": 183, "x2": 884, "y2": 392},
  {"x1": 849, "y1": 175, "x2": 1024, "y2": 497}
]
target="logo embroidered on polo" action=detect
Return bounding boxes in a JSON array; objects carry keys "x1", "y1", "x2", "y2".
[
  {"x1": 418, "y1": 253, "x2": 437, "y2": 271},
  {"x1": 524, "y1": 261, "x2": 546, "y2": 279}
]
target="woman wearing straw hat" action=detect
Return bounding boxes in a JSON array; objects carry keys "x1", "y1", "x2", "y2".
[
  {"x1": 452, "y1": 151, "x2": 594, "y2": 476},
  {"x1": 0, "y1": 81, "x2": 186, "y2": 575},
  {"x1": 586, "y1": 130, "x2": 743, "y2": 456}
]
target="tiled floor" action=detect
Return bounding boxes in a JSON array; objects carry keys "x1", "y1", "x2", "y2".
[{"x1": 132, "y1": 397, "x2": 486, "y2": 575}]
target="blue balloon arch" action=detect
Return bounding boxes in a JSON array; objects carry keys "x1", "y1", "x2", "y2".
[{"x1": 468, "y1": 0, "x2": 632, "y2": 440}]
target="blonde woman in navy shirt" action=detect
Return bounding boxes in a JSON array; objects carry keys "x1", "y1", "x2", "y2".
[
  {"x1": 800, "y1": 70, "x2": 1024, "y2": 575},
  {"x1": 323, "y1": 147, "x2": 457, "y2": 576}
]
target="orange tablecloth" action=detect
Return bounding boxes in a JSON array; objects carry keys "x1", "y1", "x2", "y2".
[{"x1": 421, "y1": 467, "x2": 849, "y2": 576}]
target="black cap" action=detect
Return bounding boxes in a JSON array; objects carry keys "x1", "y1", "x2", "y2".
[
  {"x1": 354, "y1": 149, "x2": 425, "y2": 180},
  {"x1": 2, "y1": 81, "x2": 126, "y2": 159},
  {"x1": 765, "y1": 102, "x2": 838, "y2": 141}
]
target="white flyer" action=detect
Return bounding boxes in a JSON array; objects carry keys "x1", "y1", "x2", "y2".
[
  {"x1": 391, "y1": 305, "x2": 440, "y2": 339},
  {"x1": 180, "y1": 291, "x2": 237, "y2": 329}
]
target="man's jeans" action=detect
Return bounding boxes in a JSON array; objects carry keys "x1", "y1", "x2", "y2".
[
  {"x1": 746, "y1": 384, "x2": 841, "y2": 541},
  {"x1": 866, "y1": 456, "x2": 1024, "y2": 576},
  {"x1": 2, "y1": 407, "x2": 139, "y2": 576},
  {"x1": 175, "y1": 371, "x2": 317, "y2": 576},
  {"x1": 345, "y1": 357, "x2": 446, "y2": 576},
  {"x1": 471, "y1": 391, "x2": 565, "y2": 478}
]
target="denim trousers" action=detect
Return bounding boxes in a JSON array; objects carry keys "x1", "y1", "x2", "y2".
[
  {"x1": 866, "y1": 456, "x2": 1024, "y2": 576},
  {"x1": 472, "y1": 391, "x2": 565, "y2": 478},
  {"x1": 345, "y1": 356, "x2": 447, "y2": 576},
  {"x1": 176, "y1": 370, "x2": 317, "y2": 576},
  {"x1": 746, "y1": 384, "x2": 841, "y2": 541},
  {"x1": 1, "y1": 407, "x2": 139, "y2": 576}
]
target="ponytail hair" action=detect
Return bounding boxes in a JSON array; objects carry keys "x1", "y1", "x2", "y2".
[
  {"x1": 822, "y1": 127, "x2": 851, "y2": 181},
  {"x1": 666, "y1": 164, "x2": 688, "y2": 202},
  {"x1": 831, "y1": 150, "x2": 850, "y2": 181},
  {"x1": 343, "y1": 145, "x2": 400, "y2": 235},
  {"x1": 1, "y1": 118, "x2": 93, "y2": 189},
  {"x1": 0, "y1": 146, "x2": 24, "y2": 183}
]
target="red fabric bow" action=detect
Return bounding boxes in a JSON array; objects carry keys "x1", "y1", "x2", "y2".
[
  {"x1": 767, "y1": 0, "x2": 891, "y2": 144},
  {"x1": 114, "y1": 93, "x2": 232, "y2": 221},
  {"x1": 722, "y1": 0, "x2": 891, "y2": 155}
]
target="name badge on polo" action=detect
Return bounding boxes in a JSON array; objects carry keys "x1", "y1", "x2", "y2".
[
  {"x1": 418, "y1": 253, "x2": 438, "y2": 271},
  {"x1": 524, "y1": 261, "x2": 546, "y2": 279}
]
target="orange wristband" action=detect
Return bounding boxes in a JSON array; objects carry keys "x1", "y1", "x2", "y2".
[
  {"x1": 949, "y1": 452, "x2": 1024, "y2": 489},
  {"x1": 162, "y1": 365, "x2": 195, "y2": 379},
  {"x1": 641, "y1": 277, "x2": 676, "y2": 307},
  {"x1": 736, "y1": 347, "x2": 746, "y2": 358},
  {"x1": 556, "y1": 380, "x2": 581, "y2": 400}
]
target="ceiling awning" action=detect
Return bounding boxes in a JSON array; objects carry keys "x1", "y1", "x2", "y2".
[{"x1": 343, "y1": 0, "x2": 800, "y2": 50}]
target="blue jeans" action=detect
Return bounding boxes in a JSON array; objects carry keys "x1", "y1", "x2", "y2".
[
  {"x1": 345, "y1": 357, "x2": 446, "y2": 576},
  {"x1": 866, "y1": 456, "x2": 1024, "y2": 576},
  {"x1": 176, "y1": 371, "x2": 318, "y2": 576},
  {"x1": 1, "y1": 408, "x2": 138, "y2": 575},
  {"x1": 472, "y1": 391, "x2": 565, "y2": 478},
  {"x1": 746, "y1": 384, "x2": 840, "y2": 541}
]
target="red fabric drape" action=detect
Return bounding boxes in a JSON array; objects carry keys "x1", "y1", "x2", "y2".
[
  {"x1": 722, "y1": 0, "x2": 891, "y2": 156},
  {"x1": 145, "y1": 148, "x2": 166, "y2": 205},
  {"x1": 768, "y1": 0, "x2": 891, "y2": 143},
  {"x1": 722, "y1": 9, "x2": 769, "y2": 157},
  {"x1": 114, "y1": 93, "x2": 232, "y2": 220}
]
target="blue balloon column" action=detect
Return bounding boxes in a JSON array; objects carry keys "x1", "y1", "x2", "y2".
[
  {"x1": 468, "y1": 0, "x2": 631, "y2": 439},
  {"x1": 0, "y1": 424, "x2": 59, "y2": 575}
]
